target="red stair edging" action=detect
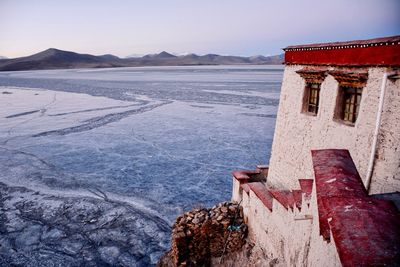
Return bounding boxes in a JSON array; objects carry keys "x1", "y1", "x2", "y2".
[
  {"x1": 248, "y1": 182, "x2": 273, "y2": 211},
  {"x1": 232, "y1": 170, "x2": 261, "y2": 181},
  {"x1": 240, "y1": 183, "x2": 250, "y2": 194},
  {"x1": 292, "y1": 190, "x2": 302, "y2": 210},
  {"x1": 268, "y1": 190, "x2": 295, "y2": 210},
  {"x1": 298, "y1": 179, "x2": 313, "y2": 198}
]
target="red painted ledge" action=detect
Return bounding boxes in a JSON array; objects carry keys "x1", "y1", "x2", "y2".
[
  {"x1": 248, "y1": 182, "x2": 273, "y2": 211},
  {"x1": 325, "y1": 197, "x2": 400, "y2": 266},
  {"x1": 240, "y1": 183, "x2": 250, "y2": 194},
  {"x1": 292, "y1": 190, "x2": 302, "y2": 210},
  {"x1": 312, "y1": 149, "x2": 368, "y2": 240},
  {"x1": 268, "y1": 190, "x2": 295, "y2": 210},
  {"x1": 298, "y1": 179, "x2": 313, "y2": 198},
  {"x1": 312, "y1": 149, "x2": 400, "y2": 266},
  {"x1": 232, "y1": 169, "x2": 261, "y2": 182}
]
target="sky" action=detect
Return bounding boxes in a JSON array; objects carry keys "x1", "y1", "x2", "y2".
[{"x1": 0, "y1": 0, "x2": 399, "y2": 58}]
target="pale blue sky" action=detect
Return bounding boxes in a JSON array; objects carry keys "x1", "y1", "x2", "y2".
[{"x1": 0, "y1": 0, "x2": 399, "y2": 58}]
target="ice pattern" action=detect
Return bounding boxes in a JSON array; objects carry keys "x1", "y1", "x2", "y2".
[{"x1": 0, "y1": 65, "x2": 283, "y2": 265}]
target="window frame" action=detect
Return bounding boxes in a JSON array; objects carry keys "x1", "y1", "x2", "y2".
[
  {"x1": 302, "y1": 82, "x2": 321, "y2": 116},
  {"x1": 334, "y1": 85, "x2": 363, "y2": 126}
]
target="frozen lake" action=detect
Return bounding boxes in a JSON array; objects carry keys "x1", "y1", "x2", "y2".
[{"x1": 0, "y1": 65, "x2": 283, "y2": 265}]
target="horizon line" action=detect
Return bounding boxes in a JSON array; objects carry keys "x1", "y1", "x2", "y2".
[{"x1": 0, "y1": 47, "x2": 283, "y2": 60}]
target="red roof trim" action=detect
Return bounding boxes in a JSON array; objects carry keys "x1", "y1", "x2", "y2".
[
  {"x1": 284, "y1": 36, "x2": 400, "y2": 66},
  {"x1": 284, "y1": 36, "x2": 400, "y2": 50}
]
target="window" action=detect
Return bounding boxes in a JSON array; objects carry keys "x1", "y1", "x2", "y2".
[
  {"x1": 303, "y1": 83, "x2": 321, "y2": 115},
  {"x1": 329, "y1": 70, "x2": 367, "y2": 125},
  {"x1": 334, "y1": 86, "x2": 363, "y2": 125},
  {"x1": 341, "y1": 87, "x2": 362, "y2": 123},
  {"x1": 296, "y1": 68, "x2": 327, "y2": 116}
]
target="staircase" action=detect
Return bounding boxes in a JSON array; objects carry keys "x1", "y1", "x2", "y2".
[
  {"x1": 232, "y1": 167, "x2": 313, "y2": 214},
  {"x1": 232, "y1": 167, "x2": 316, "y2": 266},
  {"x1": 231, "y1": 149, "x2": 400, "y2": 266}
]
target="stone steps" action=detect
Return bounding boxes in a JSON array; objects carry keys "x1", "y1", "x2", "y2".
[
  {"x1": 232, "y1": 149, "x2": 400, "y2": 266},
  {"x1": 268, "y1": 190, "x2": 295, "y2": 211},
  {"x1": 237, "y1": 177, "x2": 313, "y2": 213},
  {"x1": 246, "y1": 182, "x2": 273, "y2": 211}
]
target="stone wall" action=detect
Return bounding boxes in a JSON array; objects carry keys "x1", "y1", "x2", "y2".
[
  {"x1": 158, "y1": 202, "x2": 247, "y2": 267},
  {"x1": 268, "y1": 65, "x2": 400, "y2": 194}
]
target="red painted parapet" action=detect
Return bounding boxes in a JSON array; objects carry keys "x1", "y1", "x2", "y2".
[
  {"x1": 323, "y1": 197, "x2": 400, "y2": 266},
  {"x1": 291, "y1": 190, "x2": 302, "y2": 210},
  {"x1": 284, "y1": 36, "x2": 400, "y2": 67},
  {"x1": 298, "y1": 179, "x2": 313, "y2": 198},
  {"x1": 234, "y1": 169, "x2": 311, "y2": 212},
  {"x1": 312, "y1": 149, "x2": 367, "y2": 199},
  {"x1": 240, "y1": 183, "x2": 250, "y2": 194},
  {"x1": 268, "y1": 190, "x2": 295, "y2": 211},
  {"x1": 247, "y1": 182, "x2": 273, "y2": 211},
  {"x1": 232, "y1": 168, "x2": 266, "y2": 203},
  {"x1": 312, "y1": 149, "x2": 367, "y2": 240},
  {"x1": 232, "y1": 170, "x2": 261, "y2": 182},
  {"x1": 311, "y1": 149, "x2": 400, "y2": 266}
]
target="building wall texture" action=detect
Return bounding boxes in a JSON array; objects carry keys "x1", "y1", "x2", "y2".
[
  {"x1": 268, "y1": 65, "x2": 400, "y2": 194},
  {"x1": 232, "y1": 178, "x2": 342, "y2": 266}
]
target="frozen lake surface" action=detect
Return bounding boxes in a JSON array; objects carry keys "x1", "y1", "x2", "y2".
[{"x1": 0, "y1": 65, "x2": 283, "y2": 266}]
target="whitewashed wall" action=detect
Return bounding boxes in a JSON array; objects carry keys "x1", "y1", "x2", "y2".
[
  {"x1": 268, "y1": 65, "x2": 400, "y2": 194},
  {"x1": 234, "y1": 183, "x2": 341, "y2": 267}
]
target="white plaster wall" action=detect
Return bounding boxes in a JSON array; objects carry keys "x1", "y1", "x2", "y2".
[
  {"x1": 232, "y1": 179, "x2": 341, "y2": 266},
  {"x1": 229, "y1": 67, "x2": 399, "y2": 265},
  {"x1": 231, "y1": 178, "x2": 242, "y2": 203},
  {"x1": 268, "y1": 66, "x2": 400, "y2": 194},
  {"x1": 370, "y1": 75, "x2": 400, "y2": 193},
  {"x1": 306, "y1": 176, "x2": 341, "y2": 267},
  {"x1": 246, "y1": 191, "x2": 286, "y2": 263}
]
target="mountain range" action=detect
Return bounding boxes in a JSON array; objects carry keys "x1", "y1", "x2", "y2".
[{"x1": 0, "y1": 48, "x2": 283, "y2": 71}]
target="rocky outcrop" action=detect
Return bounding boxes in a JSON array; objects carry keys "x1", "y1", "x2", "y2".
[{"x1": 158, "y1": 202, "x2": 247, "y2": 267}]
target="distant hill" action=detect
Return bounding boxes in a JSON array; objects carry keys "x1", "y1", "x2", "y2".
[
  {"x1": 0, "y1": 48, "x2": 124, "y2": 71},
  {"x1": 142, "y1": 51, "x2": 177, "y2": 59},
  {"x1": 249, "y1": 54, "x2": 284, "y2": 64},
  {"x1": 0, "y1": 49, "x2": 283, "y2": 71}
]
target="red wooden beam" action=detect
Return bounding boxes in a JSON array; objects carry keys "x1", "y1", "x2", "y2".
[{"x1": 284, "y1": 36, "x2": 400, "y2": 66}]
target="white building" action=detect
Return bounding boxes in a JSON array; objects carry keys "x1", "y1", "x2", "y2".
[{"x1": 232, "y1": 36, "x2": 400, "y2": 266}]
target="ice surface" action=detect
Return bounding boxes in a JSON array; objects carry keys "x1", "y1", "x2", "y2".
[{"x1": 0, "y1": 65, "x2": 283, "y2": 265}]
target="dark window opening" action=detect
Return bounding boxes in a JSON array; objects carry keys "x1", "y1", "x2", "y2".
[
  {"x1": 303, "y1": 83, "x2": 321, "y2": 115},
  {"x1": 341, "y1": 87, "x2": 362, "y2": 123}
]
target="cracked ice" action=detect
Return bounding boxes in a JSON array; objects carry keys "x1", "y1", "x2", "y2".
[{"x1": 0, "y1": 65, "x2": 283, "y2": 266}]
